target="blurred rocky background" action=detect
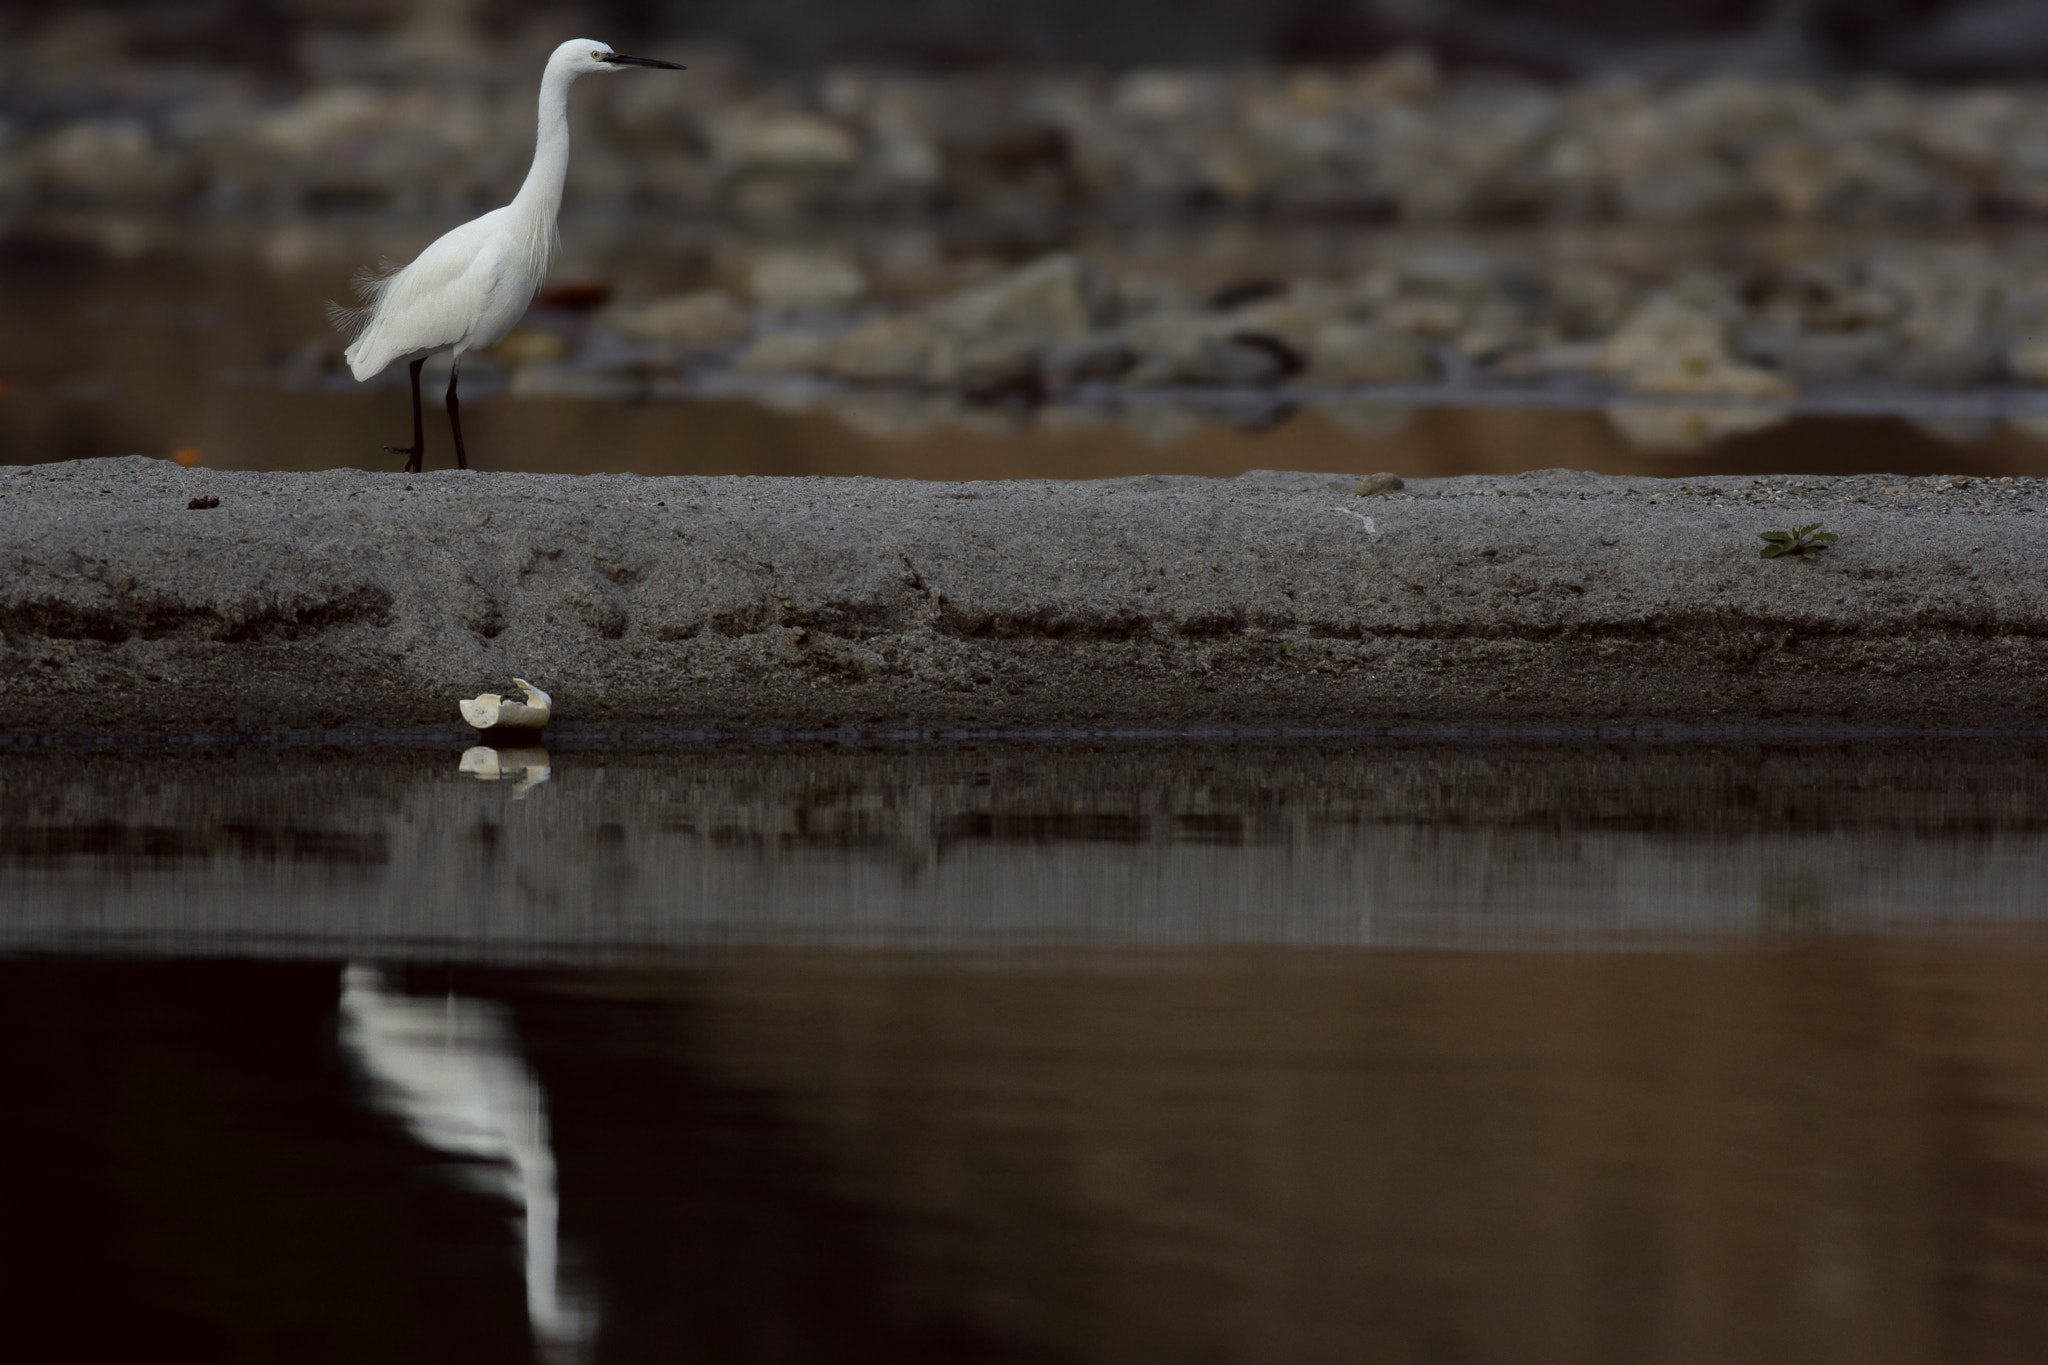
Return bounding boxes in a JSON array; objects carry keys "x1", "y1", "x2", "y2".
[
  {"x1": 4, "y1": 0, "x2": 2048, "y2": 223},
  {"x1": 8, "y1": 0, "x2": 2048, "y2": 466}
]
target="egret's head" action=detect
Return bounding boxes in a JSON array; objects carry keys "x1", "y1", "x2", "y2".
[{"x1": 554, "y1": 39, "x2": 684, "y2": 75}]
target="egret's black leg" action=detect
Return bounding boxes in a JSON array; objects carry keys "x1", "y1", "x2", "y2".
[
  {"x1": 383, "y1": 357, "x2": 427, "y2": 473},
  {"x1": 445, "y1": 361, "x2": 468, "y2": 471}
]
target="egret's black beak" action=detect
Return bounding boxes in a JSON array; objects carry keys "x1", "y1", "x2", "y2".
[{"x1": 600, "y1": 53, "x2": 684, "y2": 69}]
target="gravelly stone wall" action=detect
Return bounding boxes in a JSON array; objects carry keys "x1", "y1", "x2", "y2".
[{"x1": 2, "y1": 457, "x2": 2043, "y2": 735}]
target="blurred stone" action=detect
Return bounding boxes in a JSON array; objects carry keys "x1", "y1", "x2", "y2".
[
  {"x1": 1355, "y1": 473, "x2": 1405, "y2": 495},
  {"x1": 1297, "y1": 324, "x2": 1436, "y2": 386},
  {"x1": 1378, "y1": 295, "x2": 1469, "y2": 340},
  {"x1": 1115, "y1": 276, "x2": 1202, "y2": 321},
  {"x1": 1589, "y1": 296, "x2": 1720, "y2": 378},
  {"x1": 1111, "y1": 69, "x2": 1233, "y2": 123},
  {"x1": 821, "y1": 316, "x2": 953, "y2": 385},
  {"x1": 1598, "y1": 294, "x2": 1794, "y2": 399},
  {"x1": 491, "y1": 328, "x2": 567, "y2": 365},
  {"x1": 1124, "y1": 317, "x2": 1302, "y2": 387},
  {"x1": 1219, "y1": 292, "x2": 1339, "y2": 353},
  {"x1": 2007, "y1": 337, "x2": 2048, "y2": 384},
  {"x1": 1547, "y1": 265, "x2": 1636, "y2": 338},
  {"x1": 709, "y1": 109, "x2": 861, "y2": 171},
  {"x1": 928, "y1": 254, "x2": 1102, "y2": 343},
  {"x1": 1761, "y1": 259, "x2": 1905, "y2": 333},
  {"x1": 1353, "y1": 48, "x2": 1440, "y2": 105},
  {"x1": 1893, "y1": 335, "x2": 2000, "y2": 388},
  {"x1": 952, "y1": 335, "x2": 1045, "y2": 399},
  {"x1": 1665, "y1": 268, "x2": 1743, "y2": 321},
  {"x1": 1044, "y1": 336, "x2": 1138, "y2": 387},
  {"x1": 56, "y1": 29, "x2": 2048, "y2": 427},
  {"x1": 26, "y1": 46, "x2": 2048, "y2": 228},
  {"x1": 1456, "y1": 299, "x2": 1533, "y2": 361},
  {"x1": 746, "y1": 251, "x2": 868, "y2": 309},
  {"x1": 1630, "y1": 357, "x2": 1794, "y2": 400},
  {"x1": 606, "y1": 291, "x2": 752, "y2": 350},
  {"x1": 258, "y1": 87, "x2": 387, "y2": 158},
  {"x1": 1736, "y1": 326, "x2": 1897, "y2": 381},
  {"x1": 33, "y1": 119, "x2": 188, "y2": 201},
  {"x1": 1617, "y1": 155, "x2": 1748, "y2": 222},
  {"x1": 733, "y1": 328, "x2": 839, "y2": 374},
  {"x1": 1397, "y1": 248, "x2": 1506, "y2": 303},
  {"x1": 1754, "y1": 135, "x2": 1956, "y2": 221}
]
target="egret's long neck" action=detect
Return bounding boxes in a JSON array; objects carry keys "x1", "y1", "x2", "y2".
[{"x1": 511, "y1": 60, "x2": 577, "y2": 232}]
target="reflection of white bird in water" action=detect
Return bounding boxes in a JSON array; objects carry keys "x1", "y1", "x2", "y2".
[
  {"x1": 338, "y1": 964, "x2": 596, "y2": 1362},
  {"x1": 330, "y1": 40, "x2": 681, "y2": 472}
]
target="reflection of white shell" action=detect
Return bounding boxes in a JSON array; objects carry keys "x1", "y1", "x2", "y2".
[
  {"x1": 459, "y1": 746, "x2": 551, "y2": 797},
  {"x1": 460, "y1": 677, "x2": 551, "y2": 730}
]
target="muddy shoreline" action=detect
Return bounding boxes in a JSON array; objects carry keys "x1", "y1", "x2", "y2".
[{"x1": 2, "y1": 457, "x2": 2043, "y2": 736}]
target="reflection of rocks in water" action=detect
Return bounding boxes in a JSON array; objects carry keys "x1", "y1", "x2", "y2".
[
  {"x1": 824, "y1": 392, "x2": 954, "y2": 439},
  {"x1": 1605, "y1": 402, "x2": 1790, "y2": 454},
  {"x1": 339, "y1": 965, "x2": 595, "y2": 1362},
  {"x1": 1908, "y1": 412, "x2": 2002, "y2": 445},
  {"x1": 1323, "y1": 402, "x2": 1415, "y2": 438},
  {"x1": 1121, "y1": 400, "x2": 1208, "y2": 446}
]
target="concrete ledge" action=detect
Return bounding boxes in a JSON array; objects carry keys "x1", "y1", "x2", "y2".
[{"x1": 3, "y1": 457, "x2": 2045, "y2": 735}]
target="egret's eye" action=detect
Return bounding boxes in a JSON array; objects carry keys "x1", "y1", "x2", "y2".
[{"x1": 591, "y1": 49, "x2": 603, "y2": 59}]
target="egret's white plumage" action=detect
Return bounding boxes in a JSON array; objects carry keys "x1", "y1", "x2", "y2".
[{"x1": 331, "y1": 39, "x2": 681, "y2": 469}]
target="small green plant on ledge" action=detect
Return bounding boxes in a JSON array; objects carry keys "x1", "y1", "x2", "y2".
[{"x1": 1759, "y1": 523, "x2": 1837, "y2": 559}]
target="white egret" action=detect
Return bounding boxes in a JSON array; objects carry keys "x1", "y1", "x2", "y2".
[{"x1": 330, "y1": 40, "x2": 682, "y2": 472}]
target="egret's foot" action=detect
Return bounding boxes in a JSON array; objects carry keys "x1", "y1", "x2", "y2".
[{"x1": 384, "y1": 444, "x2": 424, "y2": 474}]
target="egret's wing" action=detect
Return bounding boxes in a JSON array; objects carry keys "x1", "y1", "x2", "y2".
[{"x1": 343, "y1": 214, "x2": 519, "y2": 378}]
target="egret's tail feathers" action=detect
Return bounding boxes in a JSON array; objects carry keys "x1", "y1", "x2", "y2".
[
  {"x1": 326, "y1": 258, "x2": 408, "y2": 342},
  {"x1": 325, "y1": 297, "x2": 376, "y2": 338},
  {"x1": 351, "y1": 256, "x2": 407, "y2": 300}
]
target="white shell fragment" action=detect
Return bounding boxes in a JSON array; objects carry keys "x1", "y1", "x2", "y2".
[
  {"x1": 459, "y1": 746, "x2": 552, "y2": 797},
  {"x1": 460, "y1": 677, "x2": 552, "y2": 731}
]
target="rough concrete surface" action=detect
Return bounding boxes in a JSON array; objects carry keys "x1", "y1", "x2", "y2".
[{"x1": 1, "y1": 457, "x2": 2044, "y2": 736}]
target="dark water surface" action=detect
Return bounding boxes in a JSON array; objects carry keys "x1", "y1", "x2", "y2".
[{"x1": 4, "y1": 740, "x2": 2048, "y2": 1362}]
